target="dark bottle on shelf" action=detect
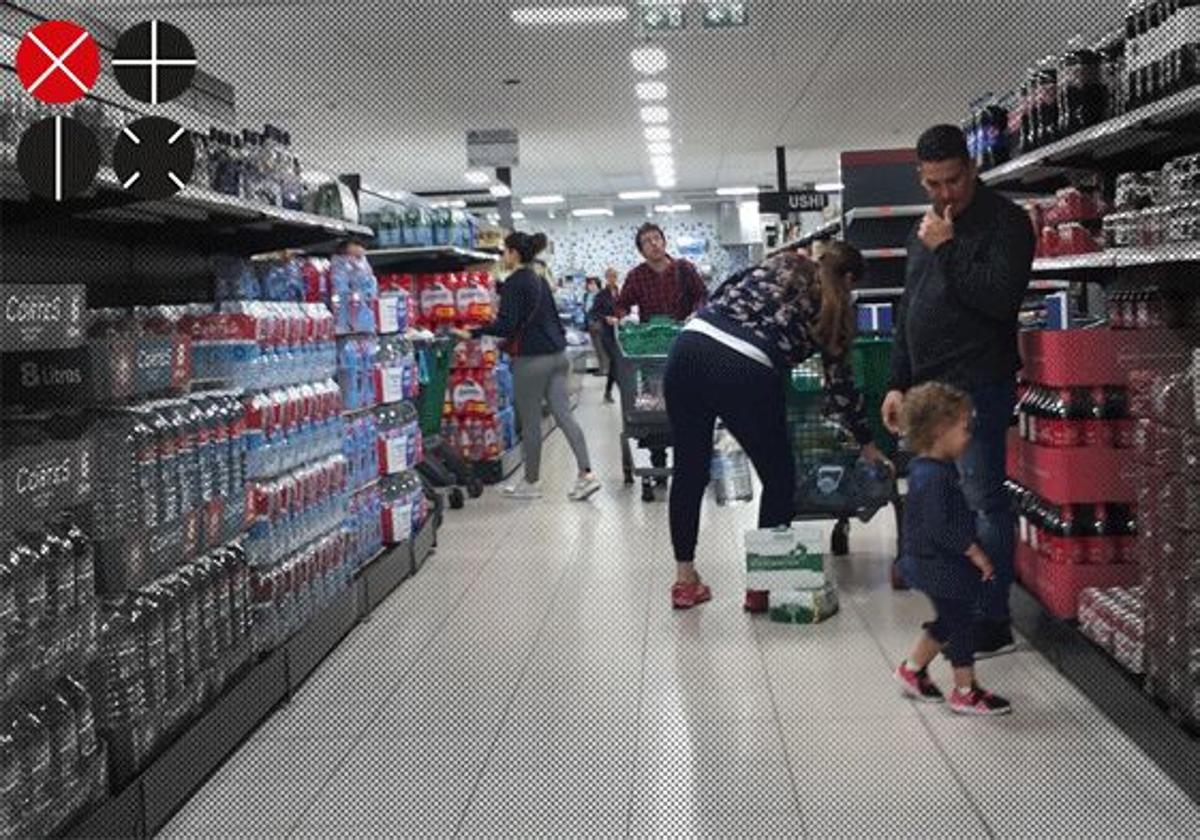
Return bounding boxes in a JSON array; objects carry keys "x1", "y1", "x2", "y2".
[
  {"x1": 1128, "y1": 0, "x2": 1146, "y2": 108},
  {"x1": 1179, "y1": 0, "x2": 1200, "y2": 91},
  {"x1": 1059, "y1": 37, "x2": 1105, "y2": 134},
  {"x1": 1084, "y1": 386, "x2": 1111, "y2": 447},
  {"x1": 1035, "y1": 58, "x2": 1061, "y2": 147},
  {"x1": 982, "y1": 97, "x2": 1009, "y2": 168},
  {"x1": 1021, "y1": 70, "x2": 1037, "y2": 151}
]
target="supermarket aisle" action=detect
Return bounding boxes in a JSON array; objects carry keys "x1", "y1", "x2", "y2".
[{"x1": 161, "y1": 377, "x2": 1200, "y2": 839}]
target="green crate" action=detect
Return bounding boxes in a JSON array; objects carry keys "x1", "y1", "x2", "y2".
[{"x1": 851, "y1": 336, "x2": 894, "y2": 395}]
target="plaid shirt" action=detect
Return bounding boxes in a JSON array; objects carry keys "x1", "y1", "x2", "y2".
[{"x1": 616, "y1": 258, "x2": 707, "y2": 321}]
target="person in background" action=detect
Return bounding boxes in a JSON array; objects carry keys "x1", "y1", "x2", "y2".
[
  {"x1": 611, "y1": 223, "x2": 708, "y2": 495},
  {"x1": 663, "y1": 244, "x2": 887, "y2": 610},
  {"x1": 590, "y1": 267, "x2": 621, "y2": 403},
  {"x1": 882, "y1": 124, "x2": 1034, "y2": 657},
  {"x1": 583, "y1": 277, "x2": 608, "y2": 377},
  {"x1": 471, "y1": 231, "x2": 600, "y2": 502},
  {"x1": 894, "y1": 382, "x2": 1012, "y2": 716}
]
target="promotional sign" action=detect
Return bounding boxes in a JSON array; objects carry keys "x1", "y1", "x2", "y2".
[{"x1": 758, "y1": 190, "x2": 829, "y2": 215}]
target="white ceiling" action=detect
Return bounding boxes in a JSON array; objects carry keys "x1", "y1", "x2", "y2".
[{"x1": 66, "y1": 0, "x2": 1126, "y2": 201}]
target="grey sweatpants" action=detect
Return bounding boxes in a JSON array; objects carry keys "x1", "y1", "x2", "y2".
[{"x1": 512, "y1": 352, "x2": 591, "y2": 483}]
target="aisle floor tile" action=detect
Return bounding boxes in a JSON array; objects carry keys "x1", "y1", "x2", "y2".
[{"x1": 158, "y1": 378, "x2": 1200, "y2": 839}]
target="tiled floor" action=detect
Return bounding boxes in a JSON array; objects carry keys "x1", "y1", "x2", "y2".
[{"x1": 160, "y1": 376, "x2": 1200, "y2": 839}]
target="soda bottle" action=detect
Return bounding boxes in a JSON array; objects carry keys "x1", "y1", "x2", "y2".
[
  {"x1": 11, "y1": 540, "x2": 47, "y2": 628},
  {"x1": 37, "y1": 690, "x2": 78, "y2": 794},
  {"x1": 55, "y1": 676, "x2": 97, "y2": 759},
  {"x1": 1035, "y1": 58, "x2": 1060, "y2": 147},
  {"x1": 35, "y1": 527, "x2": 76, "y2": 621},
  {"x1": 133, "y1": 591, "x2": 168, "y2": 708},
  {"x1": 11, "y1": 707, "x2": 51, "y2": 813},
  {"x1": 151, "y1": 403, "x2": 181, "y2": 530}
]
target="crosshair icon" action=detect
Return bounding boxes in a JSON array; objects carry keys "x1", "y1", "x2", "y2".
[
  {"x1": 15, "y1": 20, "x2": 100, "y2": 104},
  {"x1": 113, "y1": 116, "x2": 195, "y2": 199},
  {"x1": 16, "y1": 116, "x2": 101, "y2": 201},
  {"x1": 112, "y1": 20, "x2": 198, "y2": 104}
]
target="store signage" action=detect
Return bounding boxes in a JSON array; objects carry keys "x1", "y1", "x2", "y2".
[
  {"x1": 640, "y1": 2, "x2": 686, "y2": 31},
  {"x1": 467, "y1": 129, "x2": 519, "y2": 167},
  {"x1": 0, "y1": 435, "x2": 93, "y2": 525},
  {"x1": 700, "y1": 1, "x2": 750, "y2": 28},
  {"x1": 1, "y1": 284, "x2": 85, "y2": 352},
  {"x1": 758, "y1": 189, "x2": 829, "y2": 215}
]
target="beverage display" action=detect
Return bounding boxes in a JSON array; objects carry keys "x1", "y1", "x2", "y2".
[
  {"x1": 377, "y1": 401, "x2": 424, "y2": 476},
  {"x1": 1079, "y1": 585, "x2": 1147, "y2": 674},
  {"x1": 244, "y1": 454, "x2": 350, "y2": 569},
  {"x1": 380, "y1": 473, "x2": 429, "y2": 545},
  {"x1": 337, "y1": 337, "x2": 379, "y2": 412},
  {"x1": 440, "y1": 339, "x2": 514, "y2": 465}
]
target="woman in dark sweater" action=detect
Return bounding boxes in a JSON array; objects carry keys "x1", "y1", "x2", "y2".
[
  {"x1": 664, "y1": 243, "x2": 887, "y2": 610},
  {"x1": 474, "y1": 231, "x2": 600, "y2": 501},
  {"x1": 587, "y1": 268, "x2": 620, "y2": 402}
]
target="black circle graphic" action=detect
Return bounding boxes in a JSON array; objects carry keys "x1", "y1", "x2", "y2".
[
  {"x1": 113, "y1": 116, "x2": 195, "y2": 200},
  {"x1": 16, "y1": 116, "x2": 101, "y2": 201},
  {"x1": 112, "y1": 20, "x2": 197, "y2": 104}
]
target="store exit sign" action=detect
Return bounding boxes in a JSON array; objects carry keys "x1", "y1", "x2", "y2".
[
  {"x1": 640, "y1": 2, "x2": 686, "y2": 31},
  {"x1": 701, "y1": 1, "x2": 749, "y2": 28}
]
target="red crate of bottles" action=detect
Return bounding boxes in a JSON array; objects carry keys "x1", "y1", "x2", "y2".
[{"x1": 1007, "y1": 431, "x2": 1136, "y2": 504}]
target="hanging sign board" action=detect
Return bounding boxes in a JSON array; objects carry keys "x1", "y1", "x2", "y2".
[
  {"x1": 467, "y1": 129, "x2": 519, "y2": 168},
  {"x1": 758, "y1": 189, "x2": 829, "y2": 215}
]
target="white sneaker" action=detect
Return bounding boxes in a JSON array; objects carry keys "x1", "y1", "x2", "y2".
[
  {"x1": 568, "y1": 476, "x2": 601, "y2": 501},
  {"x1": 503, "y1": 480, "x2": 543, "y2": 499}
]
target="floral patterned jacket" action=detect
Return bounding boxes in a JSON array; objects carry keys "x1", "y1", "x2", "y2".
[{"x1": 697, "y1": 253, "x2": 873, "y2": 445}]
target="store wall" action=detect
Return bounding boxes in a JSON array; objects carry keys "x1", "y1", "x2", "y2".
[{"x1": 536, "y1": 206, "x2": 755, "y2": 287}]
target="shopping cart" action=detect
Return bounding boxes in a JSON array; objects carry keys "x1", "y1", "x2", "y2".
[
  {"x1": 787, "y1": 357, "x2": 899, "y2": 556},
  {"x1": 614, "y1": 321, "x2": 680, "y2": 502},
  {"x1": 414, "y1": 333, "x2": 483, "y2": 509}
]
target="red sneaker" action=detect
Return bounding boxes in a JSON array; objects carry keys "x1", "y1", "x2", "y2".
[
  {"x1": 894, "y1": 661, "x2": 945, "y2": 703},
  {"x1": 949, "y1": 684, "x2": 1012, "y2": 716},
  {"x1": 743, "y1": 589, "x2": 769, "y2": 613},
  {"x1": 671, "y1": 581, "x2": 712, "y2": 609}
]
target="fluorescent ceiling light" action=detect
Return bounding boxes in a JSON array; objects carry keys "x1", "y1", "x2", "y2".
[
  {"x1": 489, "y1": 184, "x2": 512, "y2": 197},
  {"x1": 511, "y1": 211, "x2": 526, "y2": 220},
  {"x1": 635, "y1": 81, "x2": 668, "y2": 101},
  {"x1": 630, "y1": 46, "x2": 668, "y2": 74},
  {"x1": 650, "y1": 156, "x2": 675, "y2": 174},
  {"x1": 619, "y1": 189, "x2": 662, "y2": 200},
  {"x1": 571, "y1": 207, "x2": 614, "y2": 217},
  {"x1": 716, "y1": 186, "x2": 759, "y2": 196},
  {"x1": 431, "y1": 199, "x2": 467, "y2": 209},
  {"x1": 815, "y1": 182, "x2": 844, "y2": 192},
  {"x1": 644, "y1": 126, "x2": 671, "y2": 142},
  {"x1": 656, "y1": 175, "x2": 677, "y2": 189},
  {"x1": 512, "y1": 5, "x2": 629, "y2": 25},
  {"x1": 646, "y1": 141, "x2": 672, "y2": 156},
  {"x1": 654, "y1": 203, "x2": 692, "y2": 213},
  {"x1": 640, "y1": 106, "x2": 670, "y2": 124},
  {"x1": 521, "y1": 194, "x2": 565, "y2": 205},
  {"x1": 463, "y1": 170, "x2": 490, "y2": 185}
]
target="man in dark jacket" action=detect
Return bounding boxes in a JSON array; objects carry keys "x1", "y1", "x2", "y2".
[
  {"x1": 588, "y1": 267, "x2": 621, "y2": 402},
  {"x1": 882, "y1": 125, "x2": 1035, "y2": 657}
]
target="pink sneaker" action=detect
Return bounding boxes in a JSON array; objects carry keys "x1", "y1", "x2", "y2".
[
  {"x1": 949, "y1": 684, "x2": 1013, "y2": 716},
  {"x1": 894, "y1": 662, "x2": 945, "y2": 704}
]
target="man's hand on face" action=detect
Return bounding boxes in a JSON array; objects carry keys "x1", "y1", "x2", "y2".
[{"x1": 918, "y1": 206, "x2": 955, "y2": 251}]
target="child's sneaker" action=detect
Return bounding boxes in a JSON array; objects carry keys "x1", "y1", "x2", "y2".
[
  {"x1": 949, "y1": 684, "x2": 1012, "y2": 716},
  {"x1": 894, "y1": 662, "x2": 945, "y2": 703}
]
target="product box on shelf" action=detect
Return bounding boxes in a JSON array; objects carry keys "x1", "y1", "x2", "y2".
[
  {"x1": 1018, "y1": 542, "x2": 1141, "y2": 620},
  {"x1": 1008, "y1": 480, "x2": 1137, "y2": 566},
  {"x1": 1018, "y1": 327, "x2": 1194, "y2": 388},
  {"x1": 380, "y1": 473, "x2": 429, "y2": 546},
  {"x1": 1078, "y1": 585, "x2": 1147, "y2": 674},
  {"x1": 1006, "y1": 430, "x2": 1136, "y2": 504},
  {"x1": 376, "y1": 402, "x2": 423, "y2": 476},
  {"x1": 87, "y1": 308, "x2": 192, "y2": 407}
]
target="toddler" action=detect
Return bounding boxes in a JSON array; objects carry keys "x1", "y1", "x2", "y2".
[{"x1": 893, "y1": 382, "x2": 1012, "y2": 716}]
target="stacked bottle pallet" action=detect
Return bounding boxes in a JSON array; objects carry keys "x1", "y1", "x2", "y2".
[
  {"x1": 1008, "y1": 328, "x2": 1145, "y2": 619},
  {"x1": 1129, "y1": 349, "x2": 1200, "y2": 730}
]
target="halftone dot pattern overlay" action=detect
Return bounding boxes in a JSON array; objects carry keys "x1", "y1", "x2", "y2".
[{"x1": 2, "y1": 1, "x2": 1200, "y2": 839}]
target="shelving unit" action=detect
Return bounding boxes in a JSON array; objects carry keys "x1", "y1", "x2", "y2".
[
  {"x1": 860, "y1": 247, "x2": 908, "y2": 260},
  {"x1": 365, "y1": 246, "x2": 497, "y2": 272},
  {"x1": 843, "y1": 204, "x2": 930, "y2": 226}
]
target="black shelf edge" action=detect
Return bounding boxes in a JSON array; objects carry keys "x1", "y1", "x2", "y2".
[
  {"x1": 360, "y1": 541, "x2": 414, "y2": 611},
  {"x1": 284, "y1": 582, "x2": 364, "y2": 690},
  {"x1": 58, "y1": 768, "x2": 144, "y2": 840},
  {"x1": 364, "y1": 246, "x2": 497, "y2": 272},
  {"x1": 141, "y1": 649, "x2": 289, "y2": 835},
  {"x1": 412, "y1": 516, "x2": 437, "y2": 574},
  {"x1": 1010, "y1": 584, "x2": 1200, "y2": 807}
]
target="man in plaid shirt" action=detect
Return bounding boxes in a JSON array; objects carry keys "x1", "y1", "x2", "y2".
[{"x1": 609, "y1": 223, "x2": 708, "y2": 498}]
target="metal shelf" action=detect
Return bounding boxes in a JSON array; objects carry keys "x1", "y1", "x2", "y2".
[
  {"x1": 1, "y1": 159, "x2": 373, "y2": 252},
  {"x1": 861, "y1": 248, "x2": 908, "y2": 260},
  {"x1": 768, "y1": 218, "x2": 842, "y2": 255},
  {"x1": 1031, "y1": 252, "x2": 1117, "y2": 273},
  {"x1": 981, "y1": 85, "x2": 1200, "y2": 189},
  {"x1": 1030, "y1": 243, "x2": 1200, "y2": 274},
  {"x1": 844, "y1": 204, "x2": 930, "y2": 226},
  {"x1": 852, "y1": 287, "x2": 905, "y2": 298},
  {"x1": 365, "y1": 246, "x2": 498, "y2": 271}
]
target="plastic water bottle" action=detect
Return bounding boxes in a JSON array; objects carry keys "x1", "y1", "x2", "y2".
[{"x1": 710, "y1": 428, "x2": 754, "y2": 506}]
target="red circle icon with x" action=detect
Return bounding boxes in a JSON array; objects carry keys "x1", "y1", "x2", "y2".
[{"x1": 15, "y1": 20, "x2": 100, "y2": 104}]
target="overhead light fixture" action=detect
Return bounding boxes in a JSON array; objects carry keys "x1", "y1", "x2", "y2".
[
  {"x1": 464, "y1": 170, "x2": 490, "y2": 185},
  {"x1": 654, "y1": 203, "x2": 692, "y2": 213},
  {"x1": 635, "y1": 81, "x2": 668, "y2": 101},
  {"x1": 521, "y1": 194, "x2": 565, "y2": 206},
  {"x1": 512, "y1": 5, "x2": 630, "y2": 25},
  {"x1": 630, "y1": 46, "x2": 668, "y2": 74},
  {"x1": 650, "y1": 157, "x2": 675, "y2": 175},
  {"x1": 571, "y1": 207, "x2": 614, "y2": 217},
  {"x1": 619, "y1": 189, "x2": 662, "y2": 200},
  {"x1": 656, "y1": 175, "x2": 677, "y2": 189},
  {"x1": 815, "y1": 182, "x2": 844, "y2": 192},
  {"x1": 511, "y1": 211, "x2": 526, "y2": 220},
  {"x1": 640, "y1": 106, "x2": 670, "y2": 124},
  {"x1": 489, "y1": 184, "x2": 512, "y2": 197},
  {"x1": 431, "y1": 199, "x2": 468, "y2": 209},
  {"x1": 644, "y1": 126, "x2": 671, "y2": 142},
  {"x1": 646, "y1": 141, "x2": 672, "y2": 156},
  {"x1": 716, "y1": 186, "x2": 759, "y2": 196}
]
